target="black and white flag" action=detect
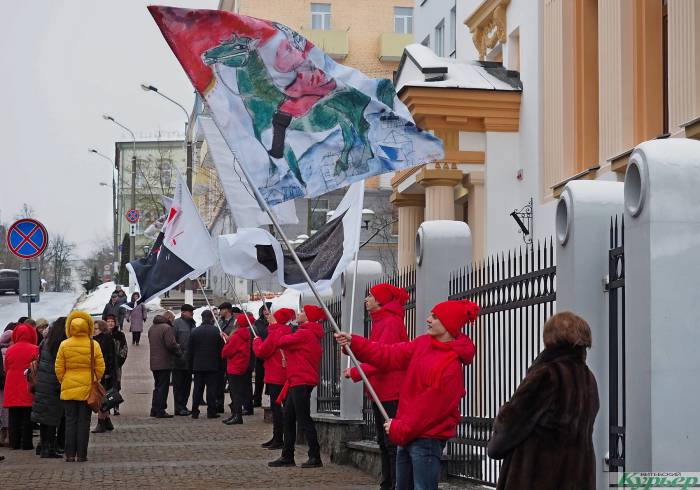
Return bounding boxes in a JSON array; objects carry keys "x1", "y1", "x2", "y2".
[
  {"x1": 127, "y1": 172, "x2": 217, "y2": 304},
  {"x1": 218, "y1": 182, "x2": 364, "y2": 292}
]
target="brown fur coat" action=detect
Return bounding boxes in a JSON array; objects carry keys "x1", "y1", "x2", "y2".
[{"x1": 488, "y1": 344, "x2": 599, "y2": 490}]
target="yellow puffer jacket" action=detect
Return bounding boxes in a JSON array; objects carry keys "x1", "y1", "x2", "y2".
[{"x1": 55, "y1": 311, "x2": 106, "y2": 401}]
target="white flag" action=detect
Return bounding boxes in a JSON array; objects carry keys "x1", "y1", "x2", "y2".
[{"x1": 218, "y1": 182, "x2": 364, "y2": 292}]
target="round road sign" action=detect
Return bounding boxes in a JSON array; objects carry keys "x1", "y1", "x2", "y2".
[
  {"x1": 6, "y1": 218, "x2": 49, "y2": 259},
  {"x1": 126, "y1": 209, "x2": 140, "y2": 223}
]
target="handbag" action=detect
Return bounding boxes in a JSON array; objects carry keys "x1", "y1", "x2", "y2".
[
  {"x1": 86, "y1": 338, "x2": 106, "y2": 413},
  {"x1": 27, "y1": 358, "x2": 39, "y2": 394},
  {"x1": 100, "y1": 387, "x2": 124, "y2": 411}
]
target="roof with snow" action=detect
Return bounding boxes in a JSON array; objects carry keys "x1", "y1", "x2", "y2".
[{"x1": 394, "y1": 44, "x2": 522, "y2": 93}]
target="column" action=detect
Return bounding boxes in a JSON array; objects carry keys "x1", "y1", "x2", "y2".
[
  {"x1": 467, "y1": 171, "x2": 486, "y2": 260},
  {"x1": 416, "y1": 165, "x2": 463, "y2": 221},
  {"x1": 390, "y1": 192, "x2": 425, "y2": 270}
]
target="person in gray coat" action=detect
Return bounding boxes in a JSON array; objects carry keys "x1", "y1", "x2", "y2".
[
  {"x1": 148, "y1": 312, "x2": 182, "y2": 418},
  {"x1": 102, "y1": 293, "x2": 125, "y2": 330},
  {"x1": 171, "y1": 304, "x2": 196, "y2": 416},
  {"x1": 31, "y1": 317, "x2": 67, "y2": 458}
]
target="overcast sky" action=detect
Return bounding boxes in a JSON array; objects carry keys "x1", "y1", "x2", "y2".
[{"x1": 0, "y1": 0, "x2": 217, "y2": 257}]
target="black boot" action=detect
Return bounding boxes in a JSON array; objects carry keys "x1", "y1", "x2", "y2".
[
  {"x1": 268, "y1": 111, "x2": 292, "y2": 158},
  {"x1": 268, "y1": 456, "x2": 296, "y2": 467},
  {"x1": 267, "y1": 440, "x2": 284, "y2": 450},
  {"x1": 91, "y1": 420, "x2": 106, "y2": 434},
  {"x1": 223, "y1": 414, "x2": 243, "y2": 425},
  {"x1": 301, "y1": 456, "x2": 323, "y2": 468},
  {"x1": 104, "y1": 418, "x2": 114, "y2": 431},
  {"x1": 261, "y1": 437, "x2": 275, "y2": 448}
]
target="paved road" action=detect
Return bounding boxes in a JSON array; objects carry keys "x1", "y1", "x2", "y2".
[
  {"x1": 0, "y1": 292, "x2": 20, "y2": 306},
  {"x1": 0, "y1": 314, "x2": 378, "y2": 489},
  {"x1": 0, "y1": 292, "x2": 80, "y2": 326}
]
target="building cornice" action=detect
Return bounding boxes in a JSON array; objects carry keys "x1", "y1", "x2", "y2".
[{"x1": 399, "y1": 86, "x2": 521, "y2": 132}]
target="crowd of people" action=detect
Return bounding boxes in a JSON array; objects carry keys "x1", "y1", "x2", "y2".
[{"x1": 0, "y1": 282, "x2": 599, "y2": 490}]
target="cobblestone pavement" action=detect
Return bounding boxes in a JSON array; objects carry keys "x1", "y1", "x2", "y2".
[{"x1": 0, "y1": 316, "x2": 377, "y2": 489}]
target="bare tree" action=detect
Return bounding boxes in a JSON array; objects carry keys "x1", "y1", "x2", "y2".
[
  {"x1": 45, "y1": 234, "x2": 75, "y2": 292},
  {"x1": 79, "y1": 237, "x2": 114, "y2": 291}
]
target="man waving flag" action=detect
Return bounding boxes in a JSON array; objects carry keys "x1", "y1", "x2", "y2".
[
  {"x1": 127, "y1": 172, "x2": 217, "y2": 305},
  {"x1": 149, "y1": 6, "x2": 444, "y2": 206}
]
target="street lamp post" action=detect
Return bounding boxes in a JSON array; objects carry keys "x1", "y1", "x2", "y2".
[
  {"x1": 103, "y1": 114, "x2": 137, "y2": 287},
  {"x1": 89, "y1": 149, "x2": 119, "y2": 277},
  {"x1": 141, "y1": 83, "x2": 195, "y2": 303}
]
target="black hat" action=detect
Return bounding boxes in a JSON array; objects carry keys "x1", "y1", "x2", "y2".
[
  {"x1": 231, "y1": 306, "x2": 243, "y2": 314},
  {"x1": 180, "y1": 304, "x2": 195, "y2": 313},
  {"x1": 218, "y1": 302, "x2": 233, "y2": 311}
]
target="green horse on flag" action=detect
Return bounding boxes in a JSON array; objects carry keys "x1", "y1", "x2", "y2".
[{"x1": 150, "y1": 6, "x2": 444, "y2": 205}]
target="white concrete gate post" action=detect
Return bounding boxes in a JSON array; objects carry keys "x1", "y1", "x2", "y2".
[
  {"x1": 623, "y1": 139, "x2": 700, "y2": 471},
  {"x1": 415, "y1": 221, "x2": 472, "y2": 334},
  {"x1": 339, "y1": 260, "x2": 383, "y2": 420},
  {"x1": 555, "y1": 180, "x2": 624, "y2": 490}
]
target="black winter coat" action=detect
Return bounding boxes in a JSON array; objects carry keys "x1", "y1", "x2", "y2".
[
  {"x1": 94, "y1": 332, "x2": 117, "y2": 388},
  {"x1": 187, "y1": 322, "x2": 224, "y2": 372},
  {"x1": 488, "y1": 344, "x2": 600, "y2": 490},
  {"x1": 30, "y1": 343, "x2": 64, "y2": 426},
  {"x1": 102, "y1": 301, "x2": 125, "y2": 325},
  {"x1": 172, "y1": 317, "x2": 196, "y2": 370}
]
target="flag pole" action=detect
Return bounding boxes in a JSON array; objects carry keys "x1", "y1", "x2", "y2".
[
  {"x1": 346, "y1": 243, "x2": 361, "y2": 371},
  {"x1": 218, "y1": 149, "x2": 389, "y2": 422},
  {"x1": 195, "y1": 278, "x2": 223, "y2": 333},
  {"x1": 253, "y1": 281, "x2": 271, "y2": 316}
]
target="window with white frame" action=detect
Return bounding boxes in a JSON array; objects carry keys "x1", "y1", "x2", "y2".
[
  {"x1": 449, "y1": 6, "x2": 456, "y2": 57},
  {"x1": 394, "y1": 6, "x2": 413, "y2": 34},
  {"x1": 311, "y1": 3, "x2": 331, "y2": 30},
  {"x1": 435, "y1": 20, "x2": 445, "y2": 57}
]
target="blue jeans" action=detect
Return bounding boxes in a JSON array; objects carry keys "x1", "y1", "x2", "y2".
[{"x1": 396, "y1": 438, "x2": 445, "y2": 490}]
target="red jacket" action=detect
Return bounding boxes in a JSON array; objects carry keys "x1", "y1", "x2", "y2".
[
  {"x1": 349, "y1": 301, "x2": 409, "y2": 401},
  {"x1": 3, "y1": 324, "x2": 39, "y2": 407},
  {"x1": 253, "y1": 323, "x2": 292, "y2": 385},
  {"x1": 275, "y1": 322, "x2": 323, "y2": 387},
  {"x1": 221, "y1": 326, "x2": 251, "y2": 375},
  {"x1": 350, "y1": 332, "x2": 475, "y2": 447}
]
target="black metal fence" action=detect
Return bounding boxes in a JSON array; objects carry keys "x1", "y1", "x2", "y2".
[
  {"x1": 446, "y1": 240, "x2": 556, "y2": 486},
  {"x1": 607, "y1": 216, "x2": 626, "y2": 471},
  {"x1": 362, "y1": 266, "x2": 416, "y2": 440},
  {"x1": 317, "y1": 295, "x2": 343, "y2": 415}
]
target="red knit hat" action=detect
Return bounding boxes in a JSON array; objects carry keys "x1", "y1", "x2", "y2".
[
  {"x1": 370, "y1": 283, "x2": 409, "y2": 306},
  {"x1": 273, "y1": 308, "x2": 296, "y2": 324},
  {"x1": 303, "y1": 305, "x2": 327, "y2": 322},
  {"x1": 236, "y1": 313, "x2": 255, "y2": 327},
  {"x1": 431, "y1": 300, "x2": 480, "y2": 338}
]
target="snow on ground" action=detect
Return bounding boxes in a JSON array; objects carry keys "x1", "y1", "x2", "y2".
[
  {"x1": 0, "y1": 292, "x2": 82, "y2": 326},
  {"x1": 74, "y1": 281, "x2": 161, "y2": 316},
  {"x1": 189, "y1": 288, "x2": 302, "y2": 324}
]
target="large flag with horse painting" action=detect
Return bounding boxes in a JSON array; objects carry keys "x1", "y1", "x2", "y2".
[{"x1": 149, "y1": 6, "x2": 444, "y2": 206}]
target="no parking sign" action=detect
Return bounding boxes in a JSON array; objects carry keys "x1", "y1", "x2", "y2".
[{"x1": 6, "y1": 218, "x2": 48, "y2": 259}]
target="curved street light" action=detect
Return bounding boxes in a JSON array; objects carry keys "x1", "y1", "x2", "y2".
[
  {"x1": 89, "y1": 148, "x2": 119, "y2": 273},
  {"x1": 103, "y1": 114, "x2": 137, "y2": 267}
]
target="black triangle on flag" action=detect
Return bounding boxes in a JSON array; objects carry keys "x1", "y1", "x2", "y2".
[{"x1": 128, "y1": 232, "x2": 194, "y2": 305}]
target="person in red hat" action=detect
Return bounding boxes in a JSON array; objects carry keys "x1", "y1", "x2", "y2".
[
  {"x1": 335, "y1": 299, "x2": 478, "y2": 490},
  {"x1": 268, "y1": 304, "x2": 325, "y2": 469},
  {"x1": 253, "y1": 308, "x2": 295, "y2": 450},
  {"x1": 220, "y1": 312, "x2": 255, "y2": 426},
  {"x1": 343, "y1": 283, "x2": 409, "y2": 490}
]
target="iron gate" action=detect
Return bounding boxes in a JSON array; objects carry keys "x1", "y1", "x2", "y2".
[
  {"x1": 447, "y1": 240, "x2": 556, "y2": 486},
  {"x1": 606, "y1": 216, "x2": 626, "y2": 471},
  {"x1": 317, "y1": 295, "x2": 342, "y2": 414}
]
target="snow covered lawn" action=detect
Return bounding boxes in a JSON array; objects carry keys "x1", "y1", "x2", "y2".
[{"x1": 74, "y1": 281, "x2": 161, "y2": 316}]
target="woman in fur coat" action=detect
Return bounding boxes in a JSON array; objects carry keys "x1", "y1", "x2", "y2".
[{"x1": 487, "y1": 311, "x2": 600, "y2": 490}]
